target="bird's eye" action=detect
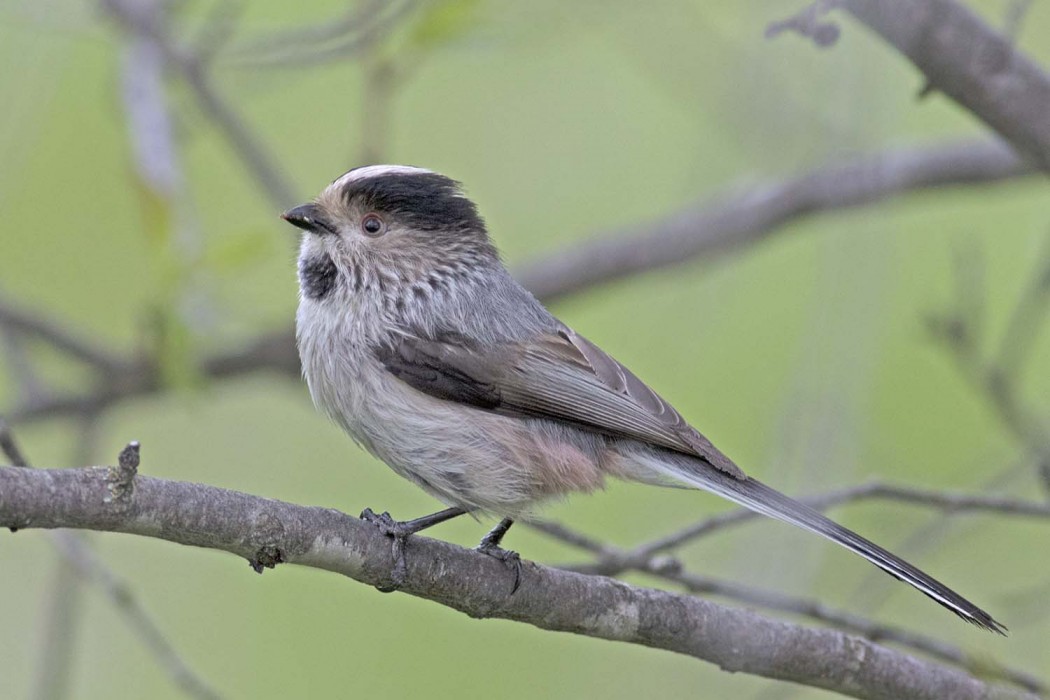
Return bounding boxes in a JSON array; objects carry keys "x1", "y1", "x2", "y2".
[{"x1": 362, "y1": 213, "x2": 386, "y2": 237}]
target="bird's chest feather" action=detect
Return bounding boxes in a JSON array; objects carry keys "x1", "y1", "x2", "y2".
[{"x1": 296, "y1": 270, "x2": 392, "y2": 441}]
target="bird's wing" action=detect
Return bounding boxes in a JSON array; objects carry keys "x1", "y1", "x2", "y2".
[{"x1": 374, "y1": 324, "x2": 745, "y2": 479}]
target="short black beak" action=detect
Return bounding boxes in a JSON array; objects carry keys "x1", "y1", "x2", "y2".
[{"x1": 280, "y1": 203, "x2": 335, "y2": 235}]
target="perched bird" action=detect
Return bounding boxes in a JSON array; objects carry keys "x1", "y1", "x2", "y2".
[{"x1": 283, "y1": 165, "x2": 1004, "y2": 633}]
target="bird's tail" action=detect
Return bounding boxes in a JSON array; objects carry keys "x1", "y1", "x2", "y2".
[{"x1": 646, "y1": 452, "x2": 1006, "y2": 634}]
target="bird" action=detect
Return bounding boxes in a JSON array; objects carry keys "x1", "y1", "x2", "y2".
[{"x1": 282, "y1": 164, "x2": 1005, "y2": 633}]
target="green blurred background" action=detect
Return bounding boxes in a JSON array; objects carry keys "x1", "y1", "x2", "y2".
[{"x1": 1, "y1": 0, "x2": 1048, "y2": 697}]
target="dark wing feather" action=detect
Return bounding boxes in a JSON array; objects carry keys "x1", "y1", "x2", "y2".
[{"x1": 375, "y1": 324, "x2": 745, "y2": 479}]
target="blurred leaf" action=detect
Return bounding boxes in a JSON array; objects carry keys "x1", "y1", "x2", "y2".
[
  {"x1": 132, "y1": 174, "x2": 201, "y2": 391},
  {"x1": 150, "y1": 303, "x2": 202, "y2": 391},
  {"x1": 408, "y1": 0, "x2": 485, "y2": 50}
]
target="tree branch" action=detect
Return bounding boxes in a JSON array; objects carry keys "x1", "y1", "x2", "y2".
[
  {"x1": 0, "y1": 295, "x2": 128, "y2": 375},
  {"x1": 843, "y1": 0, "x2": 1050, "y2": 172},
  {"x1": 516, "y1": 138, "x2": 1030, "y2": 302},
  {"x1": 5, "y1": 138, "x2": 1033, "y2": 426},
  {"x1": 772, "y1": 0, "x2": 1050, "y2": 172},
  {"x1": 529, "y1": 520, "x2": 1045, "y2": 694},
  {"x1": 578, "y1": 481, "x2": 1050, "y2": 572},
  {"x1": 0, "y1": 465, "x2": 1033, "y2": 700},
  {"x1": 0, "y1": 422, "x2": 221, "y2": 700},
  {"x1": 99, "y1": 0, "x2": 298, "y2": 208},
  {"x1": 535, "y1": 526, "x2": 1044, "y2": 693}
]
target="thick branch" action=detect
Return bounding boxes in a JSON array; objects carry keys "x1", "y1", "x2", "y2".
[
  {"x1": 0, "y1": 466, "x2": 1033, "y2": 700},
  {"x1": 840, "y1": 0, "x2": 1050, "y2": 172}
]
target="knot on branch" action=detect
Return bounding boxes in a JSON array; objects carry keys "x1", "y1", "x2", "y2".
[
  {"x1": 249, "y1": 545, "x2": 284, "y2": 573},
  {"x1": 245, "y1": 510, "x2": 296, "y2": 573},
  {"x1": 105, "y1": 441, "x2": 140, "y2": 503}
]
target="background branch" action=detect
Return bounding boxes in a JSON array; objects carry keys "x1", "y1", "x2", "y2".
[
  {"x1": 516, "y1": 138, "x2": 1030, "y2": 302},
  {"x1": 4, "y1": 138, "x2": 1032, "y2": 426},
  {"x1": 0, "y1": 421, "x2": 221, "y2": 700},
  {"x1": 100, "y1": 0, "x2": 298, "y2": 208},
  {"x1": 836, "y1": 0, "x2": 1050, "y2": 171},
  {"x1": 529, "y1": 520, "x2": 1045, "y2": 694}
]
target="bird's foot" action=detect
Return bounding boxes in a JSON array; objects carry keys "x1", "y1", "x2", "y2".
[
  {"x1": 476, "y1": 518, "x2": 521, "y2": 594},
  {"x1": 359, "y1": 506, "x2": 468, "y2": 592},
  {"x1": 360, "y1": 508, "x2": 413, "y2": 592}
]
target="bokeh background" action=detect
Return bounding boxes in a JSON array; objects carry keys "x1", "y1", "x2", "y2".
[{"x1": 2, "y1": 0, "x2": 1049, "y2": 698}]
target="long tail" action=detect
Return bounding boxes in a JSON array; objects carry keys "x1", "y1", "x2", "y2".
[{"x1": 653, "y1": 453, "x2": 1006, "y2": 634}]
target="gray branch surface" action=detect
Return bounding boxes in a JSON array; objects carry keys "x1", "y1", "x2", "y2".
[{"x1": 0, "y1": 465, "x2": 1034, "y2": 700}]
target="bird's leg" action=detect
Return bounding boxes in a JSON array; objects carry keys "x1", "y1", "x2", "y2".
[
  {"x1": 360, "y1": 506, "x2": 467, "y2": 591},
  {"x1": 476, "y1": 517, "x2": 522, "y2": 593}
]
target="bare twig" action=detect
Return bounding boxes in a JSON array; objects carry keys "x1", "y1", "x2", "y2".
[
  {"x1": 995, "y1": 233, "x2": 1050, "y2": 380},
  {"x1": 32, "y1": 558, "x2": 84, "y2": 700},
  {"x1": 31, "y1": 413, "x2": 102, "y2": 700},
  {"x1": 1003, "y1": 0, "x2": 1035, "y2": 43},
  {"x1": 0, "y1": 295, "x2": 128, "y2": 374},
  {"x1": 517, "y1": 138, "x2": 1030, "y2": 302},
  {"x1": 9, "y1": 330, "x2": 300, "y2": 423},
  {"x1": 358, "y1": 53, "x2": 399, "y2": 164},
  {"x1": 529, "y1": 520, "x2": 1045, "y2": 694},
  {"x1": 556, "y1": 481, "x2": 1050, "y2": 575},
  {"x1": 927, "y1": 252, "x2": 1050, "y2": 469},
  {"x1": 46, "y1": 528, "x2": 221, "y2": 699},
  {"x1": 0, "y1": 421, "x2": 222, "y2": 700},
  {"x1": 224, "y1": 0, "x2": 417, "y2": 69},
  {"x1": 0, "y1": 417, "x2": 29, "y2": 467},
  {"x1": 99, "y1": 0, "x2": 297, "y2": 208},
  {"x1": 0, "y1": 330, "x2": 48, "y2": 407},
  {"x1": 0, "y1": 465, "x2": 1034, "y2": 700},
  {"x1": 845, "y1": 459, "x2": 1033, "y2": 626}
]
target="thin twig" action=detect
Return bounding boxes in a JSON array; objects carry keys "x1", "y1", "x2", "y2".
[
  {"x1": 928, "y1": 264, "x2": 1050, "y2": 466},
  {"x1": 0, "y1": 295, "x2": 128, "y2": 374},
  {"x1": 548, "y1": 481, "x2": 1050, "y2": 576},
  {"x1": 47, "y1": 529, "x2": 222, "y2": 700},
  {"x1": 845, "y1": 458, "x2": 1032, "y2": 620},
  {"x1": 31, "y1": 413, "x2": 104, "y2": 700},
  {"x1": 0, "y1": 417, "x2": 29, "y2": 467},
  {"x1": 224, "y1": 0, "x2": 416, "y2": 69},
  {"x1": 995, "y1": 232, "x2": 1050, "y2": 380},
  {"x1": 0, "y1": 419, "x2": 222, "y2": 700},
  {"x1": 31, "y1": 558, "x2": 84, "y2": 700},
  {"x1": 528, "y1": 520, "x2": 1045, "y2": 694},
  {"x1": 0, "y1": 330, "x2": 48, "y2": 407},
  {"x1": 99, "y1": 0, "x2": 297, "y2": 208}
]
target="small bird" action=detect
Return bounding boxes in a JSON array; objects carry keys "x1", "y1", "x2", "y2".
[{"x1": 283, "y1": 165, "x2": 1004, "y2": 633}]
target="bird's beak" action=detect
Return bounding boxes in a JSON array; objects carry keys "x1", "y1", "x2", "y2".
[{"x1": 280, "y1": 203, "x2": 336, "y2": 235}]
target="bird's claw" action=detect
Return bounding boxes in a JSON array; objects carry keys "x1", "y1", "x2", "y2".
[
  {"x1": 476, "y1": 540, "x2": 522, "y2": 594},
  {"x1": 360, "y1": 507, "x2": 411, "y2": 592}
]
